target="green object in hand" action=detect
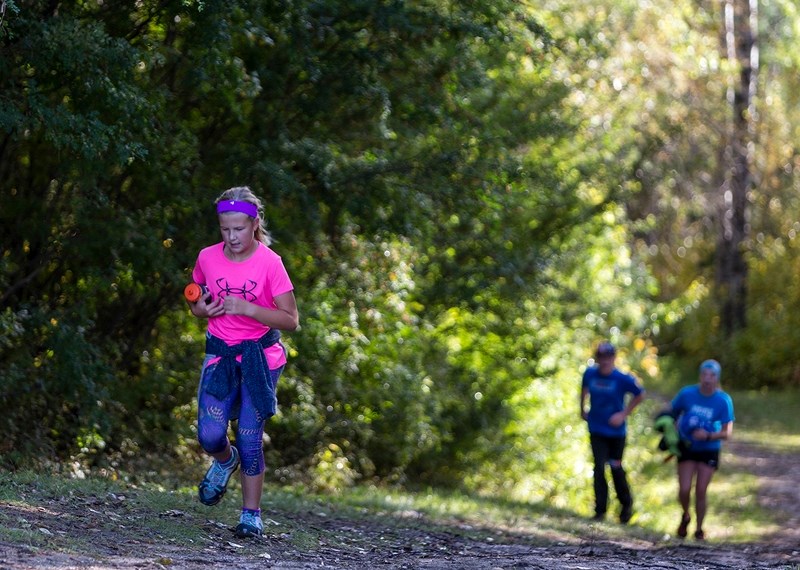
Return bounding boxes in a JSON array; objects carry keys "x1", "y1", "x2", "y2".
[{"x1": 654, "y1": 413, "x2": 681, "y2": 457}]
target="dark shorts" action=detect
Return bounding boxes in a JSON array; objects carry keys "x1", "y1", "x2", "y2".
[{"x1": 678, "y1": 444, "x2": 721, "y2": 469}]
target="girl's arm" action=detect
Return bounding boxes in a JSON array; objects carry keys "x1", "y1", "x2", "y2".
[
  {"x1": 223, "y1": 290, "x2": 299, "y2": 331},
  {"x1": 707, "y1": 421, "x2": 733, "y2": 442}
]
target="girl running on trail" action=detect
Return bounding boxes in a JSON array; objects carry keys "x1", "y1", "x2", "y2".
[
  {"x1": 668, "y1": 359, "x2": 734, "y2": 540},
  {"x1": 186, "y1": 186, "x2": 299, "y2": 538}
]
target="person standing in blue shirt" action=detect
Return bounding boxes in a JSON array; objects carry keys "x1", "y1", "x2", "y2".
[
  {"x1": 580, "y1": 342, "x2": 646, "y2": 523},
  {"x1": 669, "y1": 359, "x2": 734, "y2": 540}
]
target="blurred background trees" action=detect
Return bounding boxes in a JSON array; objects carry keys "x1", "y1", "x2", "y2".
[{"x1": 2, "y1": 0, "x2": 800, "y2": 505}]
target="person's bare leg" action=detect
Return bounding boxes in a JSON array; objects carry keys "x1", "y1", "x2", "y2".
[
  {"x1": 677, "y1": 461, "x2": 695, "y2": 516},
  {"x1": 241, "y1": 472, "x2": 264, "y2": 511},
  {"x1": 676, "y1": 461, "x2": 696, "y2": 537},
  {"x1": 209, "y1": 442, "x2": 232, "y2": 463},
  {"x1": 694, "y1": 464, "x2": 715, "y2": 536}
]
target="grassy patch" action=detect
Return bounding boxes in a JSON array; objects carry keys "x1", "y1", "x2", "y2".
[
  {"x1": 728, "y1": 389, "x2": 800, "y2": 452},
  {"x1": 0, "y1": 390, "x2": 795, "y2": 558},
  {"x1": 0, "y1": 469, "x2": 215, "y2": 553},
  {"x1": 0, "y1": 468, "x2": 666, "y2": 557}
]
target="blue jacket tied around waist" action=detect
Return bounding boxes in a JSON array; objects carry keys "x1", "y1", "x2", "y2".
[{"x1": 204, "y1": 329, "x2": 282, "y2": 422}]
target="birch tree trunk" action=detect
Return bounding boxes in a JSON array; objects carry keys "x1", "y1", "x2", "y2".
[{"x1": 716, "y1": 0, "x2": 758, "y2": 335}]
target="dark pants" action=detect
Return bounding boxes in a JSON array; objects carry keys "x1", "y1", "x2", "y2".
[{"x1": 590, "y1": 434, "x2": 632, "y2": 516}]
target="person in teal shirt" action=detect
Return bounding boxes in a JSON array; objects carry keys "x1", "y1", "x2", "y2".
[
  {"x1": 580, "y1": 342, "x2": 645, "y2": 523},
  {"x1": 669, "y1": 359, "x2": 734, "y2": 540}
]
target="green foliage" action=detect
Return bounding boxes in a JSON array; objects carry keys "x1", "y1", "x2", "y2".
[
  {"x1": 3, "y1": 0, "x2": 800, "y2": 507},
  {"x1": 656, "y1": 234, "x2": 800, "y2": 390},
  {"x1": 270, "y1": 231, "x2": 433, "y2": 483},
  {"x1": 2, "y1": 0, "x2": 589, "y2": 491},
  {"x1": 0, "y1": 306, "x2": 113, "y2": 464}
]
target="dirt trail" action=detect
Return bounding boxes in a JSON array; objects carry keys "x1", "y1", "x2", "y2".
[
  {"x1": 1, "y1": 440, "x2": 799, "y2": 570},
  {"x1": 726, "y1": 438, "x2": 800, "y2": 547}
]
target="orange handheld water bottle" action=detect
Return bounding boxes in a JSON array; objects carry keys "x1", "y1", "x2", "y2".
[{"x1": 184, "y1": 283, "x2": 210, "y2": 303}]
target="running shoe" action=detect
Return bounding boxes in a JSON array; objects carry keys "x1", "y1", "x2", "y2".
[
  {"x1": 198, "y1": 447, "x2": 240, "y2": 506},
  {"x1": 235, "y1": 510, "x2": 263, "y2": 538},
  {"x1": 619, "y1": 505, "x2": 633, "y2": 524},
  {"x1": 677, "y1": 513, "x2": 690, "y2": 538},
  {"x1": 694, "y1": 529, "x2": 705, "y2": 541}
]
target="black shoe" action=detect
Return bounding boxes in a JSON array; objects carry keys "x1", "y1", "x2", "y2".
[
  {"x1": 694, "y1": 529, "x2": 705, "y2": 541},
  {"x1": 619, "y1": 505, "x2": 633, "y2": 524},
  {"x1": 677, "y1": 513, "x2": 690, "y2": 539},
  {"x1": 591, "y1": 512, "x2": 605, "y2": 521}
]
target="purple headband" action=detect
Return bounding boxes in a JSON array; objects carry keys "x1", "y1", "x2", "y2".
[{"x1": 216, "y1": 200, "x2": 258, "y2": 218}]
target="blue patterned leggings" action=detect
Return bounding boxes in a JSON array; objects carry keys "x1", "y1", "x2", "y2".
[{"x1": 197, "y1": 356, "x2": 283, "y2": 477}]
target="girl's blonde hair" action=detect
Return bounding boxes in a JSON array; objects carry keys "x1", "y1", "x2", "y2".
[{"x1": 215, "y1": 186, "x2": 272, "y2": 246}]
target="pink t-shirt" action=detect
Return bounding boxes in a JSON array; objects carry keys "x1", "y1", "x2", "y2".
[{"x1": 191, "y1": 242, "x2": 294, "y2": 369}]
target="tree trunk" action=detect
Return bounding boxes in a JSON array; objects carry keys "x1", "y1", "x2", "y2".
[{"x1": 716, "y1": 0, "x2": 758, "y2": 335}]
